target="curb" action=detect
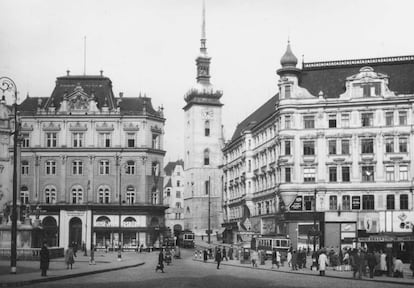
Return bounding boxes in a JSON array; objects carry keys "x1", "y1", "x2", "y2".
[
  {"x1": 193, "y1": 259, "x2": 414, "y2": 286},
  {"x1": 0, "y1": 262, "x2": 145, "y2": 287}
]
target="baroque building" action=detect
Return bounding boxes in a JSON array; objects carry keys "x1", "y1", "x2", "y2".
[
  {"x1": 183, "y1": 3, "x2": 224, "y2": 237},
  {"x1": 222, "y1": 43, "x2": 414, "y2": 261},
  {"x1": 163, "y1": 160, "x2": 185, "y2": 236},
  {"x1": 7, "y1": 72, "x2": 167, "y2": 251}
]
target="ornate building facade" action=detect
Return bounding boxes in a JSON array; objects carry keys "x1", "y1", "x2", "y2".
[
  {"x1": 163, "y1": 160, "x2": 185, "y2": 236},
  {"x1": 7, "y1": 72, "x2": 167, "y2": 251},
  {"x1": 222, "y1": 43, "x2": 414, "y2": 261},
  {"x1": 183, "y1": 3, "x2": 224, "y2": 237}
]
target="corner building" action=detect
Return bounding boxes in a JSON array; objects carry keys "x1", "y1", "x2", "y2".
[
  {"x1": 223, "y1": 43, "x2": 414, "y2": 261},
  {"x1": 15, "y1": 72, "x2": 167, "y2": 251}
]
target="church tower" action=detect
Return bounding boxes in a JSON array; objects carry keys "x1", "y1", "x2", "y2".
[{"x1": 183, "y1": 1, "x2": 223, "y2": 237}]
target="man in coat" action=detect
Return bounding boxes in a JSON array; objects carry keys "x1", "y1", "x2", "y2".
[
  {"x1": 366, "y1": 250, "x2": 377, "y2": 278},
  {"x1": 351, "y1": 249, "x2": 363, "y2": 279},
  {"x1": 215, "y1": 247, "x2": 222, "y2": 269},
  {"x1": 318, "y1": 249, "x2": 328, "y2": 276},
  {"x1": 155, "y1": 248, "x2": 165, "y2": 273},
  {"x1": 40, "y1": 241, "x2": 50, "y2": 277}
]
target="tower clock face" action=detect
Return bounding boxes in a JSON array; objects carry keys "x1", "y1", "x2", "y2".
[{"x1": 202, "y1": 109, "x2": 213, "y2": 119}]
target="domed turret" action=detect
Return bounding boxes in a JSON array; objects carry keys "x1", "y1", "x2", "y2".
[{"x1": 280, "y1": 41, "x2": 298, "y2": 68}]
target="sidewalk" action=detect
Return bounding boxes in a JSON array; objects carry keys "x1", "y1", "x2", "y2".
[
  {"x1": 0, "y1": 251, "x2": 148, "y2": 287},
  {"x1": 194, "y1": 241, "x2": 414, "y2": 286}
]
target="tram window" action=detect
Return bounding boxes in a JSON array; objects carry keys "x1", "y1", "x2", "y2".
[
  {"x1": 276, "y1": 240, "x2": 281, "y2": 247},
  {"x1": 281, "y1": 240, "x2": 287, "y2": 247}
]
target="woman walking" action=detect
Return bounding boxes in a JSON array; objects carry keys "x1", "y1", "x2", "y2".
[{"x1": 65, "y1": 245, "x2": 75, "y2": 269}]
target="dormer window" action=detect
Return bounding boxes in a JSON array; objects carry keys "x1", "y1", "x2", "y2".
[{"x1": 362, "y1": 82, "x2": 381, "y2": 97}]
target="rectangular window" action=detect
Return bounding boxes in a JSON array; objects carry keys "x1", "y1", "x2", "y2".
[
  {"x1": 329, "y1": 167, "x2": 337, "y2": 182},
  {"x1": 341, "y1": 113, "x2": 350, "y2": 128},
  {"x1": 46, "y1": 133, "x2": 57, "y2": 148},
  {"x1": 285, "y1": 115, "x2": 291, "y2": 129},
  {"x1": 127, "y1": 133, "x2": 135, "y2": 148},
  {"x1": 328, "y1": 140, "x2": 337, "y2": 155},
  {"x1": 361, "y1": 112, "x2": 373, "y2": 127},
  {"x1": 99, "y1": 133, "x2": 111, "y2": 148},
  {"x1": 99, "y1": 160, "x2": 110, "y2": 175},
  {"x1": 362, "y1": 195, "x2": 375, "y2": 210},
  {"x1": 285, "y1": 85, "x2": 291, "y2": 98},
  {"x1": 342, "y1": 195, "x2": 351, "y2": 210},
  {"x1": 285, "y1": 140, "x2": 291, "y2": 155},
  {"x1": 72, "y1": 132, "x2": 83, "y2": 148},
  {"x1": 303, "y1": 141, "x2": 315, "y2": 155},
  {"x1": 385, "y1": 111, "x2": 394, "y2": 126},
  {"x1": 21, "y1": 161, "x2": 29, "y2": 175},
  {"x1": 399, "y1": 165, "x2": 408, "y2": 181},
  {"x1": 176, "y1": 191, "x2": 181, "y2": 198},
  {"x1": 361, "y1": 138, "x2": 374, "y2": 154},
  {"x1": 399, "y1": 111, "x2": 407, "y2": 125},
  {"x1": 304, "y1": 115, "x2": 315, "y2": 129},
  {"x1": 303, "y1": 167, "x2": 316, "y2": 182},
  {"x1": 400, "y1": 194, "x2": 409, "y2": 210},
  {"x1": 386, "y1": 166, "x2": 395, "y2": 181},
  {"x1": 329, "y1": 195, "x2": 337, "y2": 210},
  {"x1": 205, "y1": 180, "x2": 209, "y2": 195},
  {"x1": 152, "y1": 134, "x2": 160, "y2": 148},
  {"x1": 385, "y1": 138, "x2": 394, "y2": 153},
  {"x1": 386, "y1": 195, "x2": 395, "y2": 210},
  {"x1": 285, "y1": 167, "x2": 291, "y2": 183},
  {"x1": 328, "y1": 114, "x2": 337, "y2": 128},
  {"x1": 362, "y1": 166, "x2": 374, "y2": 182},
  {"x1": 21, "y1": 134, "x2": 30, "y2": 148},
  {"x1": 341, "y1": 139, "x2": 350, "y2": 155},
  {"x1": 399, "y1": 138, "x2": 407, "y2": 153},
  {"x1": 352, "y1": 196, "x2": 361, "y2": 210},
  {"x1": 248, "y1": 160, "x2": 251, "y2": 172},
  {"x1": 72, "y1": 160, "x2": 83, "y2": 175},
  {"x1": 45, "y1": 160, "x2": 56, "y2": 175},
  {"x1": 304, "y1": 196, "x2": 314, "y2": 211},
  {"x1": 126, "y1": 161, "x2": 135, "y2": 175},
  {"x1": 342, "y1": 166, "x2": 350, "y2": 182}
]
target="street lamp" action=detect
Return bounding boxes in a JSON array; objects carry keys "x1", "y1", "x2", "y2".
[
  {"x1": 0, "y1": 77, "x2": 19, "y2": 274},
  {"x1": 117, "y1": 159, "x2": 128, "y2": 261}
]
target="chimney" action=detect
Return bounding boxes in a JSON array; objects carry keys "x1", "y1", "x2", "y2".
[
  {"x1": 66, "y1": 70, "x2": 70, "y2": 76},
  {"x1": 100, "y1": 70, "x2": 103, "y2": 76}
]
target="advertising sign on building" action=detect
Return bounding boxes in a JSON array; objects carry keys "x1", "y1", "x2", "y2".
[
  {"x1": 262, "y1": 218, "x2": 276, "y2": 235},
  {"x1": 289, "y1": 196, "x2": 303, "y2": 211}
]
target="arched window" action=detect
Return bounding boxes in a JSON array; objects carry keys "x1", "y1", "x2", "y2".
[
  {"x1": 126, "y1": 185, "x2": 136, "y2": 204},
  {"x1": 44, "y1": 185, "x2": 57, "y2": 204},
  {"x1": 126, "y1": 160, "x2": 135, "y2": 175},
  {"x1": 20, "y1": 186, "x2": 29, "y2": 204},
  {"x1": 71, "y1": 185, "x2": 83, "y2": 204},
  {"x1": 151, "y1": 186, "x2": 158, "y2": 205},
  {"x1": 98, "y1": 186, "x2": 110, "y2": 204},
  {"x1": 204, "y1": 120, "x2": 210, "y2": 136},
  {"x1": 204, "y1": 149, "x2": 210, "y2": 165}
]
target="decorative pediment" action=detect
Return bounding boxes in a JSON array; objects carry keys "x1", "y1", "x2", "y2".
[
  {"x1": 123, "y1": 123, "x2": 139, "y2": 131},
  {"x1": 151, "y1": 125, "x2": 162, "y2": 134},
  {"x1": 69, "y1": 122, "x2": 88, "y2": 131},
  {"x1": 96, "y1": 122, "x2": 114, "y2": 131},
  {"x1": 42, "y1": 122, "x2": 61, "y2": 131},
  {"x1": 66, "y1": 85, "x2": 91, "y2": 111},
  {"x1": 21, "y1": 123, "x2": 33, "y2": 131}
]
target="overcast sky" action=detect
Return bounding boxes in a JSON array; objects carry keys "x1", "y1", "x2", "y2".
[{"x1": 1, "y1": 0, "x2": 414, "y2": 162}]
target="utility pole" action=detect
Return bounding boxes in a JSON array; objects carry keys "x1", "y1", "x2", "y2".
[{"x1": 208, "y1": 176, "x2": 211, "y2": 244}]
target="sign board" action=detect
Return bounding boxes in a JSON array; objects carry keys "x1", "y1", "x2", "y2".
[{"x1": 289, "y1": 196, "x2": 303, "y2": 211}]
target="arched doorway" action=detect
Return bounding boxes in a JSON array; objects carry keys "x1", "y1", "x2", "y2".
[
  {"x1": 43, "y1": 216, "x2": 58, "y2": 247},
  {"x1": 69, "y1": 217, "x2": 82, "y2": 249}
]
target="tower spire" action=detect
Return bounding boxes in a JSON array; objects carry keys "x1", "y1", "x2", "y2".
[{"x1": 200, "y1": 0, "x2": 207, "y2": 55}]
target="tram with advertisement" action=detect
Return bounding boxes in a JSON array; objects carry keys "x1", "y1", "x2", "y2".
[
  {"x1": 254, "y1": 235, "x2": 291, "y2": 261},
  {"x1": 178, "y1": 231, "x2": 195, "y2": 248}
]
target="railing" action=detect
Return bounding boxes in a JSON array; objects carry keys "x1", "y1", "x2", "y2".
[
  {"x1": 303, "y1": 55, "x2": 414, "y2": 69},
  {"x1": 0, "y1": 247, "x2": 64, "y2": 260}
]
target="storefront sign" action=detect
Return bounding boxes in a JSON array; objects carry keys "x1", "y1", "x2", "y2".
[
  {"x1": 261, "y1": 218, "x2": 275, "y2": 234},
  {"x1": 289, "y1": 196, "x2": 303, "y2": 211},
  {"x1": 66, "y1": 211, "x2": 86, "y2": 217}
]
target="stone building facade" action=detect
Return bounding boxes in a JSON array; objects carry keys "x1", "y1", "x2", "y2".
[{"x1": 6, "y1": 72, "x2": 167, "y2": 251}]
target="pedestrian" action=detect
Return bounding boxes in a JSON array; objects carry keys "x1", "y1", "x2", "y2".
[
  {"x1": 343, "y1": 248, "x2": 350, "y2": 271},
  {"x1": 291, "y1": 250, "x2": 298, "y2": 270},
  {"x1": 203, "y1": 248, "x2": 208, "y2": 262},
  {"x1": 301, "y1": 248, "x2": 307, "y2": 269},
  {"x1": 139, "y1": 244, "x2": 144, "y2": 253},
  {"x1": 155, "y1": 248, "x2": 165, "y2": 273},
  {"x1": 251, "y1": 249, "x2": 258, "y2": 268},
  {"x1": 393, "y1": 256, "x2": 403, "y2": 278},
  {"x1": 351, "y1": 249, "x2": 363, "y2": 279},
  {"x1": 65, "y1": 245, "x2": 75, "y2": 269},
  {"x1": 72, "y1": 242, "x2": 78, "y2": 257},
  {"x1": 287, "y1": 249, "x2": 292, "y2": 268},
  {"x1": 228, "y1": 245, "x2": 233, "y2": 260},
  {"x1": 271, "y1": 249, "x2": 280, "y2": 269},
  {"x1": 386, "y1": 249, "x2": 393, "y2": 277},
  {"x1": 40, "y1": 241, "x2": 49, "y2": 277},
  {"x1": 215, "y1": 247, "x2": 222, "y2": 269},
  {"x1": 366, "y1": 250, "x2": 377, "y2": 278},
  {"x1": 374, "y1": 250, "x2": 381, "y2": 276},
  {"x1": 380, "y1": 250, "x2": 387, "y2": 276},
  {"x1": 222, "y1": 247, "x2": 228, "y2": 261},
  {"x1": 318, "y1": 249, "x2": 328, "y2": 276}
]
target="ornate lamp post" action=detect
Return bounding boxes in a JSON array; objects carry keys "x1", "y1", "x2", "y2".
[{"x1": 0, "y1": 77, "x2": 19, "y2": 274}]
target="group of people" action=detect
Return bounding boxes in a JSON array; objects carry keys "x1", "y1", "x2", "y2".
[
  {"x1": 286, "y1": 248, "x2": 307, "y2": 270},
  {"x1": 155, "y1": 247, "x2": 175, "y2": 273}
]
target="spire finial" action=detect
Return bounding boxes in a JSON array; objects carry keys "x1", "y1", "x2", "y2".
[{"x1": 200, "y1": 0, "x2": 207, "y2": 55}]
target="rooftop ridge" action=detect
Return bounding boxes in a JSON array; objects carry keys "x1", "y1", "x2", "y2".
[{"x1": 303, "y1": 55, "x2": 414, "y2": 69}]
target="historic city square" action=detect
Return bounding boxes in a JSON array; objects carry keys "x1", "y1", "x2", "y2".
[{"x1": 1, "y1": 0, "x2": 414, "y2": 287}]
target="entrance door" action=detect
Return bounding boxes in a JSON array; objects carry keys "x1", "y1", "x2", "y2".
[{"x1": 69, "y1": 217, "x2": 82, "y2": 249}]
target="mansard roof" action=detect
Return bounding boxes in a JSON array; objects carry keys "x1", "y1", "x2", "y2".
[
  {"x1": 164, "y1": 160, "x2": 184, "y2": 176},
  {"x1": 300, "y1": 55, "x2": 414, "y2": 98},
  {"x1": 229, "y1": 95, "x2": 277, "y2": 143}
]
